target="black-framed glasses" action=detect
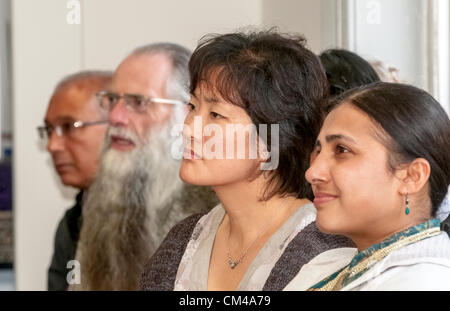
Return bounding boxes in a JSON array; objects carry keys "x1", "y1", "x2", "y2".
[
  {"x1": 37, "y1": 119, "x2": 108, "y2": 139},
  {"x1": 96, "y1": 91, "x2": 185, "y2": 114}
]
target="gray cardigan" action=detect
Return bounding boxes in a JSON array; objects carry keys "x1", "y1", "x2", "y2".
[{"x1": 140, "y1": 213, "x2": 354, "y2": 291}]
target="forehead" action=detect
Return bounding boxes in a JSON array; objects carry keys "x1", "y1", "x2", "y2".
[
  {"x1": 193, "y1": 82, "x2": 248, "y2": 115},
  {"x1": 46, "y1": 84, "x2": 97, "y2": 121},
  {"x1": 320, "y1": 103, "x2": 379, "y2": 142},
  {"x1": 112, "y1": 53, "x2": 172, "y2": 96}
]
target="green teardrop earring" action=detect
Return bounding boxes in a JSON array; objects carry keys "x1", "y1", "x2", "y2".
[{"x1": 405, "y1": 194, "x2": 410, "y2": 215}]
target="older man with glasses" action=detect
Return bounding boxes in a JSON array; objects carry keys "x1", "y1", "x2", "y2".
[
  {"x1": 71, "y1": 43, "x2": 218, "y2": 291},
  {"x1": 38, "y1": 70, "x2": 113, "y2": 291}
]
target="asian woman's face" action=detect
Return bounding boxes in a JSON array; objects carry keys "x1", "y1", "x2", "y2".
[
  {"x1": 179, "y1": 84, "x2": 263, "y2": 187},
  {"x1": 305, "y1": 103, "x2": 405, "y2": 239}
]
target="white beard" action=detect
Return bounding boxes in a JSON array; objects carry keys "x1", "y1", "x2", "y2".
[{"x1": 75, "y1": 119, "x2": 184, "y2": 290}]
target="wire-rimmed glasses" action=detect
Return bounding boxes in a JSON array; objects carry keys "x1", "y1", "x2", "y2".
[
  {"x1": 37, "y1": 119, "x2": 108, "y2": 139},
  {"x1": 96, "y1": 91, "x2": 185, "y2": 114}
]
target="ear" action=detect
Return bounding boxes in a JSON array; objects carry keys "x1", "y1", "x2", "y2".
[{"x1": 397, "y1": 158, "x2": 431, "y2": 195}]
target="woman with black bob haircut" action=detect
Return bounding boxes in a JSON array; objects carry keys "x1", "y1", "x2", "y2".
[
  {"x1": 140, "y1": 29, "x2": 353, "y2": 291},
  {"x1": 286, "y1": 82, "x2": 450, "y2": 291}
]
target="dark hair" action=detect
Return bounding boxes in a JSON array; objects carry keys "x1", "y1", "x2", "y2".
[
  {"x1": 189, "y1": 29, "x2": 329, "y2": 200},
  {"x1": 320, "y1": 49, "x2": 380, "y2": 96},
  {"x1": 330, "y1": 82, "x2": 450, "y2": 217}
]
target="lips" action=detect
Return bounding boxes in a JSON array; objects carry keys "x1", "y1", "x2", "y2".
[
  {"x1": 183, "y1": 148, "x2": 202, "y2": 160},
  {"x1": 55, "y1": 163, "x2": 73, "y2": 174},
  {"x1": 313, "y1": 192, "x2": 338, "y2": 206},
  {"x1": 110, "y1": 135, "x2": 136, "y2": 151}
]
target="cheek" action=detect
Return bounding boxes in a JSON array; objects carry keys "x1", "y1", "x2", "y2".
[
  {"x1": 68, "y1": 139, "x2": 101, "y2": 176},
  {"x1": 149, "y1": 105, "x2": 172, "y2": 126},
  {"x1": 134, "y1": 117, "x2": 153, "y2": 139},
  {"x1": 330, "y1": 158, "x2": 398, "y2": 223},
  {"x1": 223, "y1": 126, "x2": 258, "y2": 160}
]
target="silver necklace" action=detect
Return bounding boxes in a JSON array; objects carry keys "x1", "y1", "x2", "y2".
[{"x1": 226, "y1": 196, "x2": 289, "y2": 269}]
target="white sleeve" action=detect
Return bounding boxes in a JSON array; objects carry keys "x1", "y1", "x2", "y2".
[
  {"x1": 356, "y1": 263, "x2": 450, "y2": 291},
  {"x1": 284, "y1": 247, "x2": 357, "y2": 291}
]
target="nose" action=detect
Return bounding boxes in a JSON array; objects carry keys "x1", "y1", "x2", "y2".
[
  {"x1": 182, "y1": 112, "x2": 203, "y2": 148},
  {"x1": 305, "y1": 151, "x2": 329, "y2": 186},
  {"x1": 46, "y1": 131, "x2": 65, "y2": 154},
  {"x1": 109, "y1": 99, "x2": 129, "y2": 127}
]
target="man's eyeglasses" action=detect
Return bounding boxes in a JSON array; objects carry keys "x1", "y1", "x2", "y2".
[
  {"x1": 96, "y1": 91, "x2": 185, "y2": 114},
  {"x1": 37, "y1": 120, "x2": 108, "y2": 139}
]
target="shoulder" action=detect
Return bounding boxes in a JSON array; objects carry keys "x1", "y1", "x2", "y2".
[
  {"x1": 291, "y1": 221, "x2": 355, "y2": 252},
  {"x1": 54, "y1": 202, "x2": 82, "y2": 245},
  {"x1": 353, "y1": 262, "x2": 450, "y2": 291},
  {"x1": 139, "y1": 213, "x2": 205, "y2": 291},
  {"x1": 345, "y1": 233, "x2": 450, "y2": 291},
  {"x1": 284, "y1": 247, "x2": 357, "y2": 291},
  {"x1": 263, "y1": 204, "x2": 354, "y2": 290}
]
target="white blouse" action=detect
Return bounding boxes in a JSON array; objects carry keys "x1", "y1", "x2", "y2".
[
  {"x1": 285, "y1": 232, "x2": 450, "y2": 291},
  {"x1": 174, "y1": 202, "x2": 317, "y2": 291}
]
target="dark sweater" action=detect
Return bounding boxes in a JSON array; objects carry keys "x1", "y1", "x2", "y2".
[
  {"x1": 48, "y1": 191, "x2": 83, "y2": 291},
  {"x1": 140, "y1": 213, "x2": 354, "y2": 291}
]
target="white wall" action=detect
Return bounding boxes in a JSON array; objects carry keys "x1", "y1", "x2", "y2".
[
  {"x1": 81, "y1": 0, "x2": 263, "y2": 70},
  {"x1": 353, "y1": 0, "x2": 428, "y2": 90},
  {"x1": 261, "y1": 0, "x2": 323, "y2": 53},
  {"x1": 12, "y1": 0, "x2": 82, "y2": 291}
]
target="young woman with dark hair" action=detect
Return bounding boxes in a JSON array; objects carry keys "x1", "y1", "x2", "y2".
[
  {"x1": 286, "y1": 82, "x2": 450, "y2": 291},
  {"x1": 140, "y1": 30, "x2": 353, "y2": 291}
]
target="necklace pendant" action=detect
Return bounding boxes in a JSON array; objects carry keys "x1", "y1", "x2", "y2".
[
  {"x1": 228, "y1": 258, "x2": 238, "y2": 269},
  {"x1": 228, "y1": 257, "x2": 238, "y2": 269}
]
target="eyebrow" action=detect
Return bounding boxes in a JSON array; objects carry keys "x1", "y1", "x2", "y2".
[
  {"x1": 325, "y1": 134, "x2": 358, "y2": 144},
  {"x1": 315, "y1": 134, "x2": 358, "y2": 147},
  {"x1": 44, "y1": 116, "x2": 76, "y2": 125}
]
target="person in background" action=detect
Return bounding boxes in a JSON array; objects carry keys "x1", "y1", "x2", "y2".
[
  {"x1": 369, "y1": 60, "x2": 403, "y2": 83},
  {"x1": 39, "y1": 71, "x2": 112, "y2": 290},
  {"x1": 319, "y1": 49, "x2": 380, "y2": 97},
  {"x1": 286, "y1": 82, "x2": 450, "y2": 291},
  {"x1": 140, "y1": 30, "x2": 353, "y2": 291},
  {"x1": 73, "y1": 43, "x2": 218, "y2": 291}
]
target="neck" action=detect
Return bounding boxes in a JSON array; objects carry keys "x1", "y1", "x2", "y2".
[
  {"x1": 350, "y1": 217, "x2": 429, "y2": 252},
  {"x1": 212, "y1": 175, "x2": 310, "y2": 247}
]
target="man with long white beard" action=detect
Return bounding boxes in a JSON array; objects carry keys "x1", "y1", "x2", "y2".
[{"x1": 73, "y1": 43, "x2": 218, "y2": 291}]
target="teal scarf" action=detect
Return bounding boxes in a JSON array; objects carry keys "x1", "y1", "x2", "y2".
[{"x1": 308, "y1": 219, "x2": 441, "y2": 291}]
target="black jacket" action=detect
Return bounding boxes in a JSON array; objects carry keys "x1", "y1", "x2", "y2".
[{"x1": 47, "y1": 191, "x2": 83, "y2": 291}]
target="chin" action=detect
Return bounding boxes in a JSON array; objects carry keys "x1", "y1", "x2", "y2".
[
  {"x1": 179, "y1": 164, "x2": 219, "y2": 186},
  {"x1": 179, "y1": 160, "x2": 196, "y2": 181},
  {"x1": 179, "y1": 167, "x2": 202, "y2": 185},
  {"x1": 315, "y1": 213, "x2": 341, "y2": 235},
  {"x1": 61, "y1": 178, "x2": 84, "y2": 189}
]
